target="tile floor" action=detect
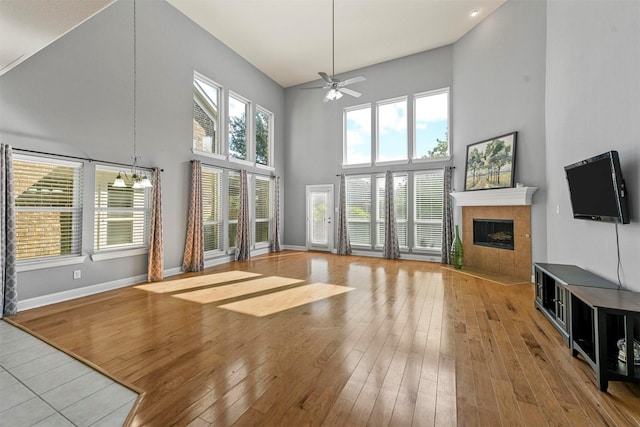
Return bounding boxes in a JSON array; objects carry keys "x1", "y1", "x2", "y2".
[{"x1": 0, "y1": 320, "x2": 138, "y2": 427}]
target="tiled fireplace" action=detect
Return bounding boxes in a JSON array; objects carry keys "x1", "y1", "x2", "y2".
[{"x1": 451, "y1": 187, "x2": 537, "y2": 282}]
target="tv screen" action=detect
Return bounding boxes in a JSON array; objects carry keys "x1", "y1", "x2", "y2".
[{"x1": 564, "y1": 151, "x2": 629, "y2": 224}]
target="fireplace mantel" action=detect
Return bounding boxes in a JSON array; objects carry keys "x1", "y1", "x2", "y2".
[{"x1": 450, "y1": 187, "x2": 538, "y2": 206}]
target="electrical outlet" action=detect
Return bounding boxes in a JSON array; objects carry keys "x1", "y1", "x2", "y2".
[
  {"x1": 73, "y1": 270, "x2": 81, "y2": 280},
  {"x1": 556, "y1": 205, "x2": 560, "y2": 214}
]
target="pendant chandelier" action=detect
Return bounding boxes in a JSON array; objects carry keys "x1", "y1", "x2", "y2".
[{"x1": 113, "y1": 0, "x2": 152, "y2": 189}]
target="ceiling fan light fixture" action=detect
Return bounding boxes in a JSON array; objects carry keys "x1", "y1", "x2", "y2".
[{"x1": 325, "y1": 88, "x2": 343, "y2": 101}]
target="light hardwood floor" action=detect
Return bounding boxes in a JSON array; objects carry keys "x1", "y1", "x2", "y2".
[{"x1": 9, "y1": 251, "x2": 640, "y2": 426}]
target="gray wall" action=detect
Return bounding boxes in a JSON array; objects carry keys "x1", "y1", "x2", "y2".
[
  {"x1": 0, "y1": 0, "x2": 285, "y2": 300},
  {"x1": 452, "y1": 0, "x2": 548, "y2": 267},
  {"x1": 545, "y1": 0, "x2": 640, "y2": 290},
  {"x1": 284, "y1": 47, "x2": 454, "y2": 248}
]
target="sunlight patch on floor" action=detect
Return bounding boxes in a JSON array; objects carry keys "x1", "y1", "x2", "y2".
[
  {"x1": 172, "y1": 276, "x2": 304, "y2": 304},
  {"x1": 218, "y1": 283, "x2": 355, "y2": 317},
  {"x1": 134, "y1": 270, "x2": 262, "y2": 293}
]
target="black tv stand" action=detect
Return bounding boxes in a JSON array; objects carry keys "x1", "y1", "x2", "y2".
[{"x1": 534, "y1": 262, "x2": 640, "y2": 391}]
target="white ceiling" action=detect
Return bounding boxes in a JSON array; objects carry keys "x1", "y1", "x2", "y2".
[{"x1": 0, "y1": 0, "x2": 506, "y2": 87}]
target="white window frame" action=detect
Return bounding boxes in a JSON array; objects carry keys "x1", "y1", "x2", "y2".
[
  {"x1": 202, "y1": 166, "x2": 225, "y2": 256},
  {"x1": 228, "y1": 91, "x2": 252, "y2": 164},
  {"x1": 13, "y1": 154, "x2": 85, "y2": 268},
  {"x1": 375, "y1": 173, "x2": 408, "y2": 249},
  {"x1": 253, "y1": 175, "x2": 272, "y2": 249},
  {"x1": 375, "y1": 96, "x2": 409, "y2": 166},
  {"x1": 343, "y1": 103, "x2": 372, "y2": 168},
  {"x1": 193, "y1": 71, "x2": 225, "y2": 160},
  {"x1": 93, "y1": 164, "x2": 151, "y2": 254},
  {"x1": 413, "y1": 87, "x2": 451, "y2": 163},
  {"x1": 413, "y1": 170, "x2": 444, "y2": 253},
  {"x1": 345, "y1": 175, "x2": 373, "y2": 248},
  {"x1": 255, "y1": 105, "x2": 274, "y2": 170}
]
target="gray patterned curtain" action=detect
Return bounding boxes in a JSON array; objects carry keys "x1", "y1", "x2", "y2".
[
  {"x1": 336, "y1": 174, "x2": 351, "y2": 255},
  {"x1": 382, "y1": 170, "x2": 400, "y2": 259},
  {"x1": 182, "y1": 160, "x2": 204, "y2": 272},
  {"x1": 442, "y1": 166, "x2": 454, "y2": 264},
  {"x1": 1, "y1": 144, "x2": 18, "y2": 317},
  {"x1": 147, "y1": 168, "x2": 163, "y2": 282},
  {"x1": 272, "y1": 176, "x2": 282, "y2": 252},
  {"x1": 235, "y1": 170, "x2": 251, "y2": 261}
]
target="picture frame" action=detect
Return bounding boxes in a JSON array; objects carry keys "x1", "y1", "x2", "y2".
[{"x1": 464, "y1": 131, "x2": 517, "y2": 191}]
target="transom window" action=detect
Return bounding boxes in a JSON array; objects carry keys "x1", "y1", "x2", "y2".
[
  {"x1": 228, "y1": 93, "x2": 248, "y2": 161},
  {"x1": 343, "y1": 105, "x2": 371, "y2": 166},
  {"x1": 343, "y1": 88, "x2": 450, "y2": 166},
  {"x1": 13, "y1": 155, "x2": 83, "y2": 261},
  {"x1": 256, "y1": 107, "x2": 273, "y2": 167},
  {"x1": 414, "y1": 88, "x2": 449, "y2": 159},
  {"x1": 193, "y1": 73, "x2": 221, "y2": 155},
  {"x1": 377, "y1": 97, "x2": 408, "y2": 162}
]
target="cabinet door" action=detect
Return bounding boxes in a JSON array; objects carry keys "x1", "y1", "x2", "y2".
[
  {"x1": 555, "y1": 285, "x2": 567, "y2": 329},
  {"x1": 535, "y1": 270, "x2": 543, "y2": 305}
]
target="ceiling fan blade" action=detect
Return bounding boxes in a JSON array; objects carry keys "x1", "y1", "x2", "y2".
[
  {"x1": 319, "y1": 72, "x2": 333, "y2": 84},
  {"x1": 300, "y1": 86, "x2": 327, "y2": 90},
  {"x1": 340, "y1": 87, "x2": 362, "y2": 98},
  {"x1": 339, "y1": 75, "x2": 366, "y2": 87}
]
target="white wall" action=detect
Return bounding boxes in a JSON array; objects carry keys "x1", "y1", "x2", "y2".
[
  {"x1": 453, "y1": 0, "x2": 548, "y2": 267},
  {"x1": 545, "y1": 0, "x2": 640, "y2": 290},
  {"x1": 0, "y1": 0, "x2": 285, "y2": 301}
]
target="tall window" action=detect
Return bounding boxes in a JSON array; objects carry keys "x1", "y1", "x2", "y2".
[
  {"x1": 414, "y1": 88, "x2": 449, "y2": 159},
  {"x1": 377, "y1": 97, "x2": 407, "y2": 162},
  {"x1": 256, "y1": 107, "x2": 273, "y2": 166},
  {"x1": 343, "y1": 105, "x2": 371, "y2": 166},
  {"x1": 228, "y1": 173, "x2": 240, "y2": 247},
  {"x1": 254, "y1": 176, "x2": 271, "y2": 245},
  {"x1": 193, "y1": 73, "x2": 221, "y2": 155},
  {"x1": 414, "y1": 170, "x2": 444, "y2": 251},
  {"x1": 345, "y1": 176, "x2": 372, "y2": 246},
  {"x1": 202, "y1": 167, "x2": 223, "y2": 253},
  {"x1": 95, "y1": 166, "x2": 150, "y2": 251},
  {"x1": 376, "y1": 174, "x2": 408, "y2": 247},
  {"x1": 13, "y1": 155, "x2": 83, "y2": 261},
  {"x1": 228, "y1": 94, "x2": 248, "y2": 161}
]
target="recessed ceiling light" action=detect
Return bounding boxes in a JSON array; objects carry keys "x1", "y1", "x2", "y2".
[{"x1": 469, "y1": 9, "x2": 480, "y2": 18}]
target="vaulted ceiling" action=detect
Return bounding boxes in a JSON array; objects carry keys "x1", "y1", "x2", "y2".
[{"x1": 0, "y1": 0, "x2": 506, "y2": 87}]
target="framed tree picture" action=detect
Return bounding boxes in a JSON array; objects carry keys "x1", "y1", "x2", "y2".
[{"x1": 464, "y1": 132, "x2": 517, "y2": 191}]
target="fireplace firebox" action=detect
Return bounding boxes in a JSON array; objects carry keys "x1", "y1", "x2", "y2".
[{"x1": 473, "y1": 219, "x2": 514, "y2": 250}]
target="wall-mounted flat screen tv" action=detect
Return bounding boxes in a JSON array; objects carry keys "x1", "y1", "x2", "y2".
[{"x1": 564, "y1": 150, "x2": 629, "y2": 224}]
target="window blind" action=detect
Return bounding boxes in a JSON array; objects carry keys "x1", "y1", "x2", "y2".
[
  {"x1": 95, "y1": 167, "x2": 150, "y2": 251},
  {"x1": 13, "y1": 156, "x2": 83, "y2": 261},
  {"x1": 202, "y1": 167, "x2": 223, "y2": 252},
  {"x1": 376, "y1": 175, "x2": 408, "y2": 247},
  {"x1": 346, "y1": 176, "x2": 372, "y2": 246},
  {"x1": 414, "y1": 170, "x2": 444, "y2": 250},
  {"x1": 228, "y1": 173, "x2": 240, "y2": 248},
  {"x1": 255, "y1": 176, "x2": 271, "y2": 244}
]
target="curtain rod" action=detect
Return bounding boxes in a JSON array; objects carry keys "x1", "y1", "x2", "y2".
[
  {"x1": 191, "y1": 159, "x2": 276, "y2": 177},
  {"x1": 336, "y1": 166, "x2": 454, "y2": 177},
  {"x1": 12, "y1": 148, "x2": 163, "y2": 172}
]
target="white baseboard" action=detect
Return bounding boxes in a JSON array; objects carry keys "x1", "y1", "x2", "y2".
[
  {"x1": 17, "y1": 273, "x2": 148, "y2": 312},
  {"x1": 282, "y1": 245, "x2": 308, "y2": 251}
]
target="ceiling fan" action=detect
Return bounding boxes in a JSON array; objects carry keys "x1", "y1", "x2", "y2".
[{"x1": 304, "y1": 0, "x2": 366, "y2": 102}]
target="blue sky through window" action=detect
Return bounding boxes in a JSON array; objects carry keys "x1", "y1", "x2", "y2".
[{"x1": 377, "y1": 99, "x2": 407, "y2": 162}]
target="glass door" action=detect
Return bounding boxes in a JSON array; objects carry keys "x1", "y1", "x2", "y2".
[{"x1": 306, "y1": 185, "x2": 334, "y2": 251}]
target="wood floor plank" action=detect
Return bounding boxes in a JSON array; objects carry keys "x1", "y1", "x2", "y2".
[{"x1": 6, "y1": 251, "x2": 640, "y2": 426}]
